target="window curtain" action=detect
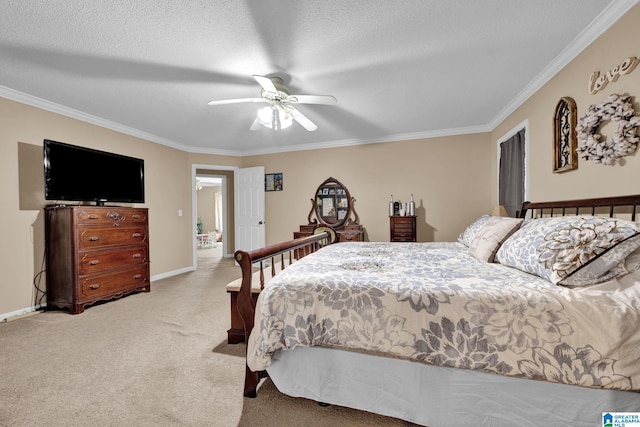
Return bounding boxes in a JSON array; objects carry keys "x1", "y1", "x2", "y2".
[{"x1": 499, "y1": 128, "x2": 525, "y2": 217}]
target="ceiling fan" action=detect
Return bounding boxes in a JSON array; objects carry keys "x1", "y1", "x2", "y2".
[{"x1": 207, "y1": 75, "x2": 337, "y2": 131}]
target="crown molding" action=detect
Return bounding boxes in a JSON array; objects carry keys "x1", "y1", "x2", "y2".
[{"x1": 487, "y1": 0, "x2": 639, "y2": 131}]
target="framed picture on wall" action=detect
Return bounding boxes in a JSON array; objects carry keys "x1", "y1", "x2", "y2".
[
  {"x1": 265, "y1": 173, "x2": 283, "y2": 191},
  {"x1": 553, "y1": 97, "x2": 578, "y2": 173}
]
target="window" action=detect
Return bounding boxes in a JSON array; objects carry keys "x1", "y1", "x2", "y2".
[{"x1": 498, "y1": 123, "x2": 528, "y2": 217}]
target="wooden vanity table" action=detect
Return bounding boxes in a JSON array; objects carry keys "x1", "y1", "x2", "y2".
[{"x1": 294, "y1": 177, "x2": 364, "y2": 243}]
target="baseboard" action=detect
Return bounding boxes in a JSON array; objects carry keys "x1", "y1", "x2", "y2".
[
  {"x1": 0, "y1": 304, "x2": 46, "y2": 322},
  {"x1": 1, "y1": 267, "x2": 196, "y2": 321},
  {"x1": 150, "y1": 266, "x2": 195, "y2": 282}
]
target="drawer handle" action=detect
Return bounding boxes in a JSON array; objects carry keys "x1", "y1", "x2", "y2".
[
  {"x1": 131, "y1": 214, "x2": 141, "y2": 220},
  {"x1": 88, "y1": 214, "x2": 99, "y2": 220},
  {"x1": 132, "y1": 253, "x2": 142, "y2": 259},
  {"x1": 133, "y1": 274, "x2": 142, "y2": 280},
  {"x1": 88, "y1": 236, "x2": 100, "y2": 241},
  {"x1": 89, "y1": 284, "x2": 101, "y2": 290},
  {"x1": 132, "y1": 233, "x2": 142, "y2": 238},
  {"x1": 108, "y1": 212, "x2": 123, "y2": 221},
  {"x1": 88, "y1": 260, "x2": 100, "y2": 266}
]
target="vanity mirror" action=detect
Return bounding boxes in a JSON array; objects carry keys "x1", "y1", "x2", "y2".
[
  {"x1": 294, "y1": 177, "x2": 363, "y2": 243},
  {"x1": 312, "y1": 177, "x2": 353, "y2": 227}
]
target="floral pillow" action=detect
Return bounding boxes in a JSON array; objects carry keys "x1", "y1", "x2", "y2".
[
  {"x1": 457, "y1": 214, "x2": 492, "y2": 247},
  {"x1": 622, "y1": 246, "x2": 640, "y2": 277},
  {"x1": 495, "y1": 216, "x2": 640, "y2": 287},
  {"x1": 468, "y1": 216, "x2": 523, "y2": 262}
]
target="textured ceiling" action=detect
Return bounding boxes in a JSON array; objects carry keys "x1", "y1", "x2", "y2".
[{"x1": 0, "y1": 0, "x2": 636, "y2": 156}]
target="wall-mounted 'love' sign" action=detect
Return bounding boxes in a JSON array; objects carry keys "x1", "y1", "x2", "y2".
[{"x1": 588, "y1": 56, "x2": 639, "y2": 95}]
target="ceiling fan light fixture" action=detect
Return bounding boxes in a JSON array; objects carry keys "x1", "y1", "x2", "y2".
[
  {"x1": 209, "y1": 75, "x2": 335, "y2": 131},
  {"x1": 257, "y1": 105, "x2": 293, "y2": 130}
]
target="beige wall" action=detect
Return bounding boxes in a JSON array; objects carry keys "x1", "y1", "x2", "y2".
[
  {"x1": 242, "y1": 132, "x2": 494, "y2": 246},
  {"x1": 491, "y1": 3, "x2": 640, "y2": 202},
  {"x1": 196, "y1": 186, "x2": 219, "y2": 235}
]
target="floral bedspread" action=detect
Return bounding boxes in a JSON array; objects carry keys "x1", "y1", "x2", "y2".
[{"x1": 246, "y1": 242, "x2": 640, "y2": 391}]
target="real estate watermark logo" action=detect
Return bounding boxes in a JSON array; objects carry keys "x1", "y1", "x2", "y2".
[{"x1": 603, "y1": 412, "x2": 640, "y2": 427}]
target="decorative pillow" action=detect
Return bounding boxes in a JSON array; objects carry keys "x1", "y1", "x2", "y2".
[
  {"x1": 457, "y1": 214, "x2": 492, "y2": 247},
  {"x1": 623, "y1": 246, "x2": 640, "y2": 276},
  {"x1": 468, "y1": 217, "x2": 523, "y2": 262},
  {"x1": 495, "y1": 216, "x2": 640, "y2": 287}
]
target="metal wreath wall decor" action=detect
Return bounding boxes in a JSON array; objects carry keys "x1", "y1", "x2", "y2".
[
  {"x1": 553, "y1": 97, "x2": 578, "y2": 173},
  {"x1": 575, "y1": 93, "x2": 640, "y2": 165}
]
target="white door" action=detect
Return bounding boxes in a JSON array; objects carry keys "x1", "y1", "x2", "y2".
[{"x1": 234, "y1": 166, "x2": 265, "y2": 252}]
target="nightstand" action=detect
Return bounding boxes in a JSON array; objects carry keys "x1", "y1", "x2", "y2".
[{"x1": 390, "y1": 216, "x2": 416, "y2": 242}]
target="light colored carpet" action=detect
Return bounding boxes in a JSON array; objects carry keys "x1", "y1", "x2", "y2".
[{"x1": 0, "y1": 255, "x2": 415, "y2": 426}]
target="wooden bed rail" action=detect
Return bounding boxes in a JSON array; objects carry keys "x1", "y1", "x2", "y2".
[
  {"x1": 234, "y1": 231, "x2": 330, "y2": 397},
  {"x1": 521, "y1": 194, "x2": 640, "y2": 221}
]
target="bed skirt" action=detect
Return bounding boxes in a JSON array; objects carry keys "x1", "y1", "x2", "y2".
[{"x1": 267, "y1": 346, "x2": 640, "y2": 427}]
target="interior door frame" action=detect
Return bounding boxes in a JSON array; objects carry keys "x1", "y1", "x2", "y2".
[{"x1": 191, "y1": 164, "x2": 237, "y2": 267}]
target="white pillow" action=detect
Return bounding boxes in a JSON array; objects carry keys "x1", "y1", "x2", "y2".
[
  {"x1": 468, "y1": 217, "x2": 523, "y2": 262},
  {"x1": 457, "y1": 214, "x2": 491, "y2": 247}
]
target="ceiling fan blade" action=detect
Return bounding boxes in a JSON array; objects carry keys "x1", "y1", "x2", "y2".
[
  {"x1": 290, "y1": 107, "x2": 318, "y2": 131},
  {"x1": 253, "y1": 75, "x2": 278, "y2": 94},
  {"x1": 249, "y1": 117, "x2": 263, "y2": 131},
  {"x1": 288, "y1": 94, "x2": 337, "y2": 105},
  {"x1": 207, "y1": 98, "x2": 265, "y2": 106}
]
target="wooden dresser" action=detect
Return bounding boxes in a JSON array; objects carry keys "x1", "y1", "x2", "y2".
[
  {"x1": 390, "y1": 215, "x2": 417, "y2": 242},
  {"x1": 294, "y1": 224, "x2": 364, "y2": 242},
  {"x1": 45, "y1": 205, "x2": 150, "y2": 314}
]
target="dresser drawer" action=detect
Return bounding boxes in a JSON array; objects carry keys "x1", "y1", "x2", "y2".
[
  {"x1": 393, "y1": 229, "x2": 414, "y2": 237},
  {"x1": 338, "y1": 231, "x2": 362, "y2": 242},
  {"x1": 79, "y1": 265, "x2": 149, "y2": 299},
  {"x1": 392, "y1": 235, "x2": 415, "y2": 242},
  {"x1": 78, "y1": 226, "x2": 148, "y2": 249},
  {"x1": 76, "y1": 208, "x2": 147, "y2": 225},
  {"x1": 394, "y1": 223, "x2": 414, "y2": 232},
  {"x1": 392, "y1": 217, "x2": 414, "y2": 226},
  {"x1": 299, "y1": 225, "x2": 316, "y2": 233},
  {"x1": 79, "y1": 246, "x2": 148, "y2": 275}
]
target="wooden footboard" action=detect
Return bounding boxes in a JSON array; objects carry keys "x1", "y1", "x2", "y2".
[{"x1": 234, "y1": 232, "x2": 330, "y2": 397}]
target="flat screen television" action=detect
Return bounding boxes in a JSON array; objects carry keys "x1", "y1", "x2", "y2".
[{"x1": 43, "y1": 139, "x2": 145, "y2": 205}]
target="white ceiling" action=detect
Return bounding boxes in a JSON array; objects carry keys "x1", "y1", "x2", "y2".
[{"x1": 1, "y1": 0, "x2": 636, "y2": 156}]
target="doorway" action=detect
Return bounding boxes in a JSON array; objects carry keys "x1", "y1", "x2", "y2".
[
  {"x1": 192, "y1": 164, "x2": 236, "y2": 267},
  {"x1": 195, "y1": 175, "x2": 225, "y2": 261},
  {"x1": 191, "y1": 164, "x2": 265, "y2": 269}
]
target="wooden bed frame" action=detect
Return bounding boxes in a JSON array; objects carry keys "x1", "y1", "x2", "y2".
[
  {"x1": 234, "y1": 232, "x2": 330, "y2": 397},
  {"x1": 520, "y1": 194, "x2": 639, "y2": 220},
  {"x1": 234, "y1": 194, "x2": 640, "y2": 398}
]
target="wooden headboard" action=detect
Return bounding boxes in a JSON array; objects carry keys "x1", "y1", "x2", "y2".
[{"x1": 520, "y1": 194, "x2": 640, "y2": 221}]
